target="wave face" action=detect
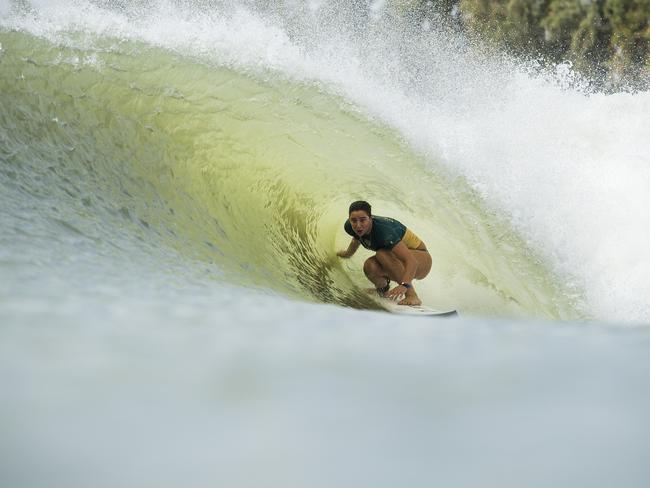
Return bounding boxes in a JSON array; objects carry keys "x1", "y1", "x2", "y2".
[{"x1": 1, "y1": 1, "x2": 649, "y2": 322}]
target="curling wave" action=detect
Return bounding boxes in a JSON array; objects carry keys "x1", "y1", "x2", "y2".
[{"x1": 0, "y1": 29, "x2": 582, "y2": 318}]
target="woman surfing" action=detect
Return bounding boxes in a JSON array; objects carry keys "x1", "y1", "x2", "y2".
[{"x1": 337, "y1": 201, "x2": 432, "y2": 306}]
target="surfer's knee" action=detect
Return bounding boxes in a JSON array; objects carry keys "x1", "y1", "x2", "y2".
[
  {"x1": 363, "y1": 256, "x2": 381, "y2": 276},
  {"x1": 374, "y1": 248, "x2": 393, "y2": 265}
]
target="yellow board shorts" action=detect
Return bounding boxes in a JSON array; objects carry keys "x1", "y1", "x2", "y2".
[{"x1": 402, "y1": 228, "x2": 423, "y2": 250}]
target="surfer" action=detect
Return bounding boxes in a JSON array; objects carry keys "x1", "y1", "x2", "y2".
[{"x1": 337, "y1": 201, "x2": 432, "y2": 306}]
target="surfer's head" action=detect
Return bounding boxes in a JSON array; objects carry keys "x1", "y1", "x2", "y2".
[
  {"x1": 349, "y1": 200, "x2": 371, "y2": 216},
  {"x1": 348, "y1": 200, "x2": 372, "y2": 237}
]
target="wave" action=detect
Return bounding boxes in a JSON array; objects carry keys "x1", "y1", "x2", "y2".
[
  {"x1": 0, "y1": 28, "x2": 581, "y2": 319},
  {"x1": 2, "y1": 1, "x2": 648, "y2": 322}
]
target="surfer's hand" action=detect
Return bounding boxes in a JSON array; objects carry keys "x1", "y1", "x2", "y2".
[{"x1": 385, "y1": 285, "x2": 406, "y2": 300}]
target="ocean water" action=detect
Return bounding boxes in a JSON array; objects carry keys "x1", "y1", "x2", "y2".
[{"x1": 1, "y1": 1, "x2": 650, "y2": 487}]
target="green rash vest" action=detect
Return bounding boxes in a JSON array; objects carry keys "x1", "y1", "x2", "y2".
[{"x1": 344, "y1": 215, "x2": 406, "y2": 251}]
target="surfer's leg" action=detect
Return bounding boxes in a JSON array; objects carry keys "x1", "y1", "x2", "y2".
[
  {"x1": 375, "y1": 249, "x2": 432, "y2": 279},
  {"x1": 401, "y1": 250, "x2": 432, "y2": 305},
  {"x1": 374, "y1": 249, "x2": 432, "y2": 306},
  {"x1": 363, "y1": 256, "x2": 390, "y2": 293},
  {"x1": 373, "y1": 249, "x2": 406, "y2": 283},
  {"x1": 412, "y1": 250, "x2": 432, "y2": 280}
]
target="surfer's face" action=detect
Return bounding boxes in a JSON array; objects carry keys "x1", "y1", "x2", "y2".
[{"x1": 349, "y1": 210, "x2": 372, "y2": 237}]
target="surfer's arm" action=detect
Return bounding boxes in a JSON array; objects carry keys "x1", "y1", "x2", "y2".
[{"x1": 337, "y1": 238, "x2": 360, "y2": 258}]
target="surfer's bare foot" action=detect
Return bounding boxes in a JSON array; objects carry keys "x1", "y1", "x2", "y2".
[{"x1": 398, "y1": 290, "x2": 421, "y2": 306}]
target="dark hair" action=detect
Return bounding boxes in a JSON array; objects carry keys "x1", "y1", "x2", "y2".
[{"x1": 349, "y1": 200, "x2": 371, "y2": 216}]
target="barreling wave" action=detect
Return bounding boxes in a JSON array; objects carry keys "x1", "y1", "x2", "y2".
[{"x1": 0, "y1": 29, "x2": 583, "y2": 318}]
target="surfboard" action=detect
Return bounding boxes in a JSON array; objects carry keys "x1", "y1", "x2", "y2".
[{"x1": 377, "y1": 297, "x2": 458, "y2": 317}]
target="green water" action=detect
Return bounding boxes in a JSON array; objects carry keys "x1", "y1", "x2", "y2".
[{"x1": 0, "y1": 30, "x2": 583, "y2": 318}]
